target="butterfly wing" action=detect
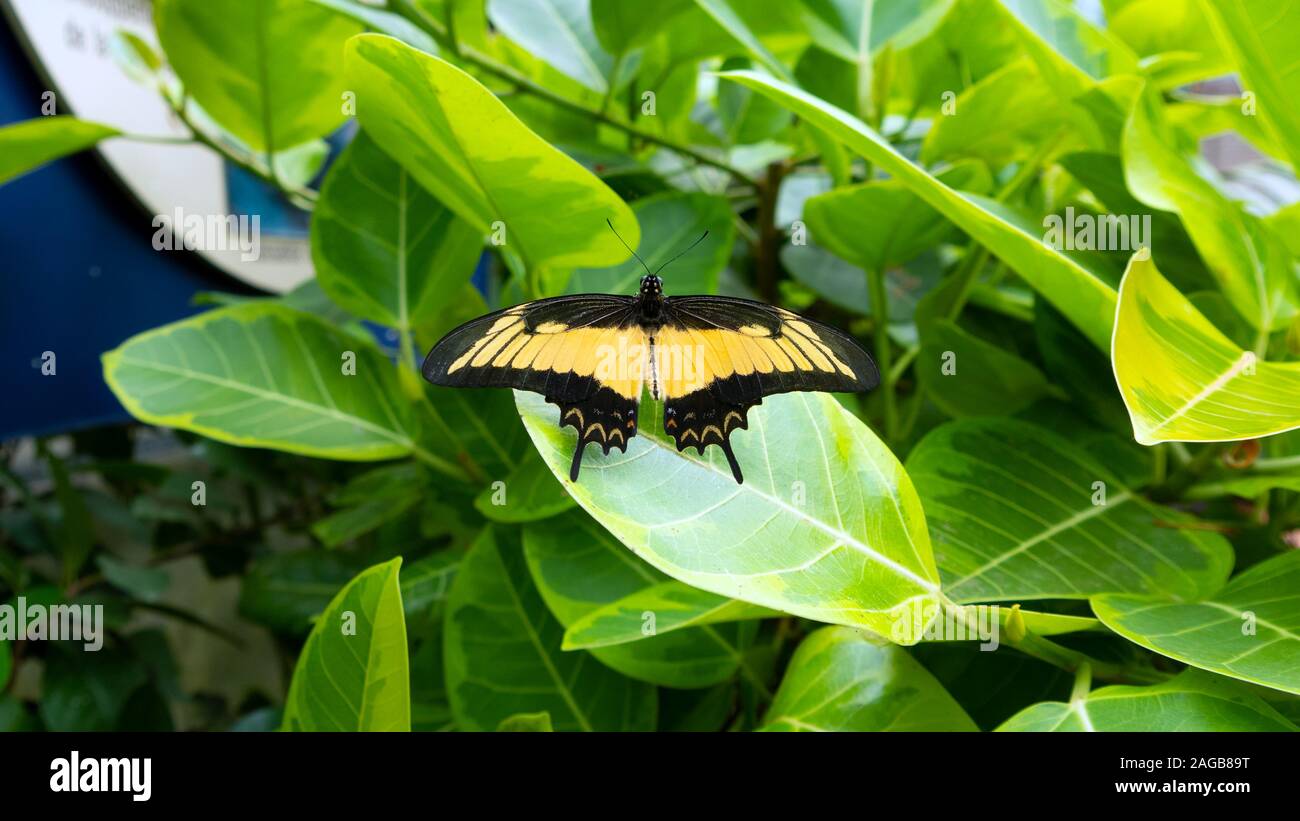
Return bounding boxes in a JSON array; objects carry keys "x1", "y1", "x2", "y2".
[
  {"x1": 422, "y1": 295, "x2": 646, "y2": 480},
  {"x1": 653, "y1": 295, "x2": 877, "y2": 483}
]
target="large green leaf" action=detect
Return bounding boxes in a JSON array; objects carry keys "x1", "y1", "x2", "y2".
[
  {"x1": 760, "y1": 626, "x2": 977, "y2": 731},
  {"x1": 906, "y1": 418, "x2": 1232, "y2": 603},
  {"x1": 692, "y1": 0, "x2": 793, "y2": 80},
  {"x1": 155, "y1": 0, "x2": 361, "y2": 152},
  {"x1": 345, "y1": 34, "x2": 638, "y2": 273},
  {"x1": 444, "y1": 527, "x2": 656, "y2": 731},
  {"x1": 567, "y1": 192, "x2": 733, "y2": 296},
  {"x1": 516, "y1": 390, "x2": 944, "y2": 642},
  {"x1": 282, "y1": 558, "x2": 410, "y2": 731},
  {"x1": 1109, "y1": 0, "x2": 1226, "y2": 87},
  {"x1": 312, "y1": 131, "x2": 481, "y2": 336},
  {"x1": 488, "y1": 0, "x2": 616, "y2": 93},
  {"x1": 1123, "y1": 87, "x2": 1298, "y2": 334},
  {"x1": 1093, "y1": 552, "x2": 1300, "y2": 696},
  {"x1": 524, "y1": 511, "x2": 752, "y2": 688},
  {"x1": 1112, "y1": 252, "x2": 1300, "y2": 445},
  {"x1": 996, "y1": 0, "x2": 1137, "y2": 94},
  {"x1": 0, "y1": 117, "x2": 120, "y2": 186},
  {"x1": 719, "y1": 70, "x2": 1118, "y2": 350},
  {"x1": 564, "y1": 581, "x2": 776, "y2": 649},
  {"x1": 804, "y1": 161, "x2": 991, "y2": 273},
  {"x1": 102, "y1": 303, "x2": 433, "y2": 464},
  {"x1": 997, "y1": 669, "x2": 1297, "y2": 731},
  {"x1": 1200, "y1": 0, "x2": 1300, "y2": 172}
]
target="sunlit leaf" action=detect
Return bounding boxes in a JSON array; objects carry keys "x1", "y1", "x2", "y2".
[
  {"x1": 345, "y1": 34, "x2": 638, "y2": 273},
  {"x1": 282, "y1": 558, "x2": 410, "y2": 731},
  {"x1": 1112, "y1": 252, "x2": 1300, "y2": 445},
  {"x1": 0, "y1": 117, "x2": 119, "y2": 186},
  {"x1": 517, "y1": 390, "x2": 944, "y2": 642},
  {"x1": 563, "y1": 580, "x2": 776, "y2": 649},
  {"x1": 102, "y1": 303, "x2": 437, "y2": 465}
]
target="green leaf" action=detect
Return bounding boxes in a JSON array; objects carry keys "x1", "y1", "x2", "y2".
[
  {"x1": 906, "y1": 418, "x2": 1233, "y2": 603},
  {"x1": 154, "y1": 0, "x2": 362, "y2": 152},
  {"x1": 805, "y1": 161, "x2": 991, "y2": 273},
  {"x1": 102, "y1": 303, "x2": 441, "y2": 466},
  {"x1": 917, "y1": 320, "x2": 1053, "y2": 419},
  {"x1": 488, "y1": 0, "x2": 615, "y2": 93},
  {"x1": 444, "y1": 526, "x2": 656, "y2": 730},
  {"x1": 517, "y1": 389, "x2": 944, "y2": 642},
  {"x1": 567, "y1": 191, "x2": 733, "y2": 296},
  {"x1": 96, "y1": 555, "x2": 169, "y2": 602},
  {"x1": 312, "y1": 491, "x2": 422, "y2": 547},
  {"x1": 40, "y1": 644, "x2": 147, "y2": 732},
  {"x1": 1200, "y1": 0, "x2": 1300, "y2": 172},
  {"x1": 312, "y1": 131, "x2": 481, "y2": 336},
  {"x1": 0, "y1": 117, "x2": 119, "y2": 186},
  {"x1": 497, "y1": 711, "x2": 554, "y2": 731},
  {"x1": 997, "y1": 669, "x2": 1298, "y2": 731},
  {"x1": 1112, "y1": 252, "x2": 1300, "y2": 445},
  {"x1": 1109, "y1": 0, "x2": 1226, "y2": 87},
  {"x1": 1093, "y1": 552, "x2": 1300, "y2": 696},
  {"x1": 345, "y1": 33, "x2": 638, "y2": 273},
  {"x1": 524, "y1": 511, "x2": 752, "y2": 688},
  {"x1": 591, "y1": 0, "x2": 693, "y2": 53},
  {"x1": 996, "y1": 0, "x2": 1137, "y2": 93},
  {"x1": 564, "y1": 581, "x2": 777, "y2": 649},
  {"x1": 474, "y1": 448, "x2": 575, "y2": 523},
  {"x1": 1123, "y1": 87, "x2": 1298, "y2": 333},
  {"x1": 760, "y1": 626, "x2": 977, "y2": 731},
  {"x1": 719, "y1": 69, "x2": 1118, "y2": 350},
  {"x1": 282, "y1": 558, "x2": 410, "y2": 731},
  {"x1": 0, "y1": 639, "x2": 10, "y2": 691},
  {"x1": 920, "y1": 58, "x2": 1065, "y2": 165}
]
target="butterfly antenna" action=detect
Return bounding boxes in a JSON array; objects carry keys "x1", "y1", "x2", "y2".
[
  {"x1": 606, "y1": 218, "x2": 653, "y2": 278},
  {"x1": 654, "y1": 230, "x2": 710, "y2": 276}
]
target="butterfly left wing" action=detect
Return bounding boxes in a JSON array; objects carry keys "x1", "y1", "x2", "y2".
[
  {"x1": 653, "y1": 295, "x2": 878, "y2": 483},
  {"x1": 422, "y1": 294, "x2": 647, "y2": 481}
]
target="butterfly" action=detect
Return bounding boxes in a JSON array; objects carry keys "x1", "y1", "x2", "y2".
[{"x1": 422, "y1": 223, "x2": 879, "y2": 484}]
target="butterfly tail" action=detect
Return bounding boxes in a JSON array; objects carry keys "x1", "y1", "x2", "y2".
[
  {"x1": 569, "y1": 441, "x2": 586, "y2": 482},
  {"x1": 719, "y1": 439, "x2": 744, "y2": 484}
]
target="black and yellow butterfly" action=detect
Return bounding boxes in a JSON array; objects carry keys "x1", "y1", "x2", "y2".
[{"x1": 422, "y1": 228, "x2": 878, "y2": 484}]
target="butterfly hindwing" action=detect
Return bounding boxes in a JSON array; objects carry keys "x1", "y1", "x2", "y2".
[{"x1": 557, "y1": 386, "x2": 640, "y2": 481}]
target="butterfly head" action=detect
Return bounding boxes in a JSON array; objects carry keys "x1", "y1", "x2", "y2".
[{"x1": 639, "y1": 274, "x2": 663, "y2": 298}]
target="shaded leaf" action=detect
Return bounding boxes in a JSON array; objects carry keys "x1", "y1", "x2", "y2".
[
  {"x1": 1093, "y1": 551, "x2": 1300, "y2": 696},
  {"x1": 760, "y1": 626, "x2": 977, "y2": 731},
  {"x1": 444, "y1": 527, "x2": 656, "y2": 731},
  {"x1": 564, "y1": 580, "x2": 776, "y2": 649}
]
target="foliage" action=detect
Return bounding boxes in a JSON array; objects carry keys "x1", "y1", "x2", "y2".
[{"x1": 2, "y1": 0, "x2": 1299, "y2": 732}]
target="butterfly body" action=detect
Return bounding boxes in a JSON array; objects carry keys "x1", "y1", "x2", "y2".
[{"x1": 422, "y1": 272, "x2": 879, "y2": 485}]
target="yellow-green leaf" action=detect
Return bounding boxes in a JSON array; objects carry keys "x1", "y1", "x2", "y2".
[{"x1": 1112, "y1": 252, "x2": 1300, "y2": 445}]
